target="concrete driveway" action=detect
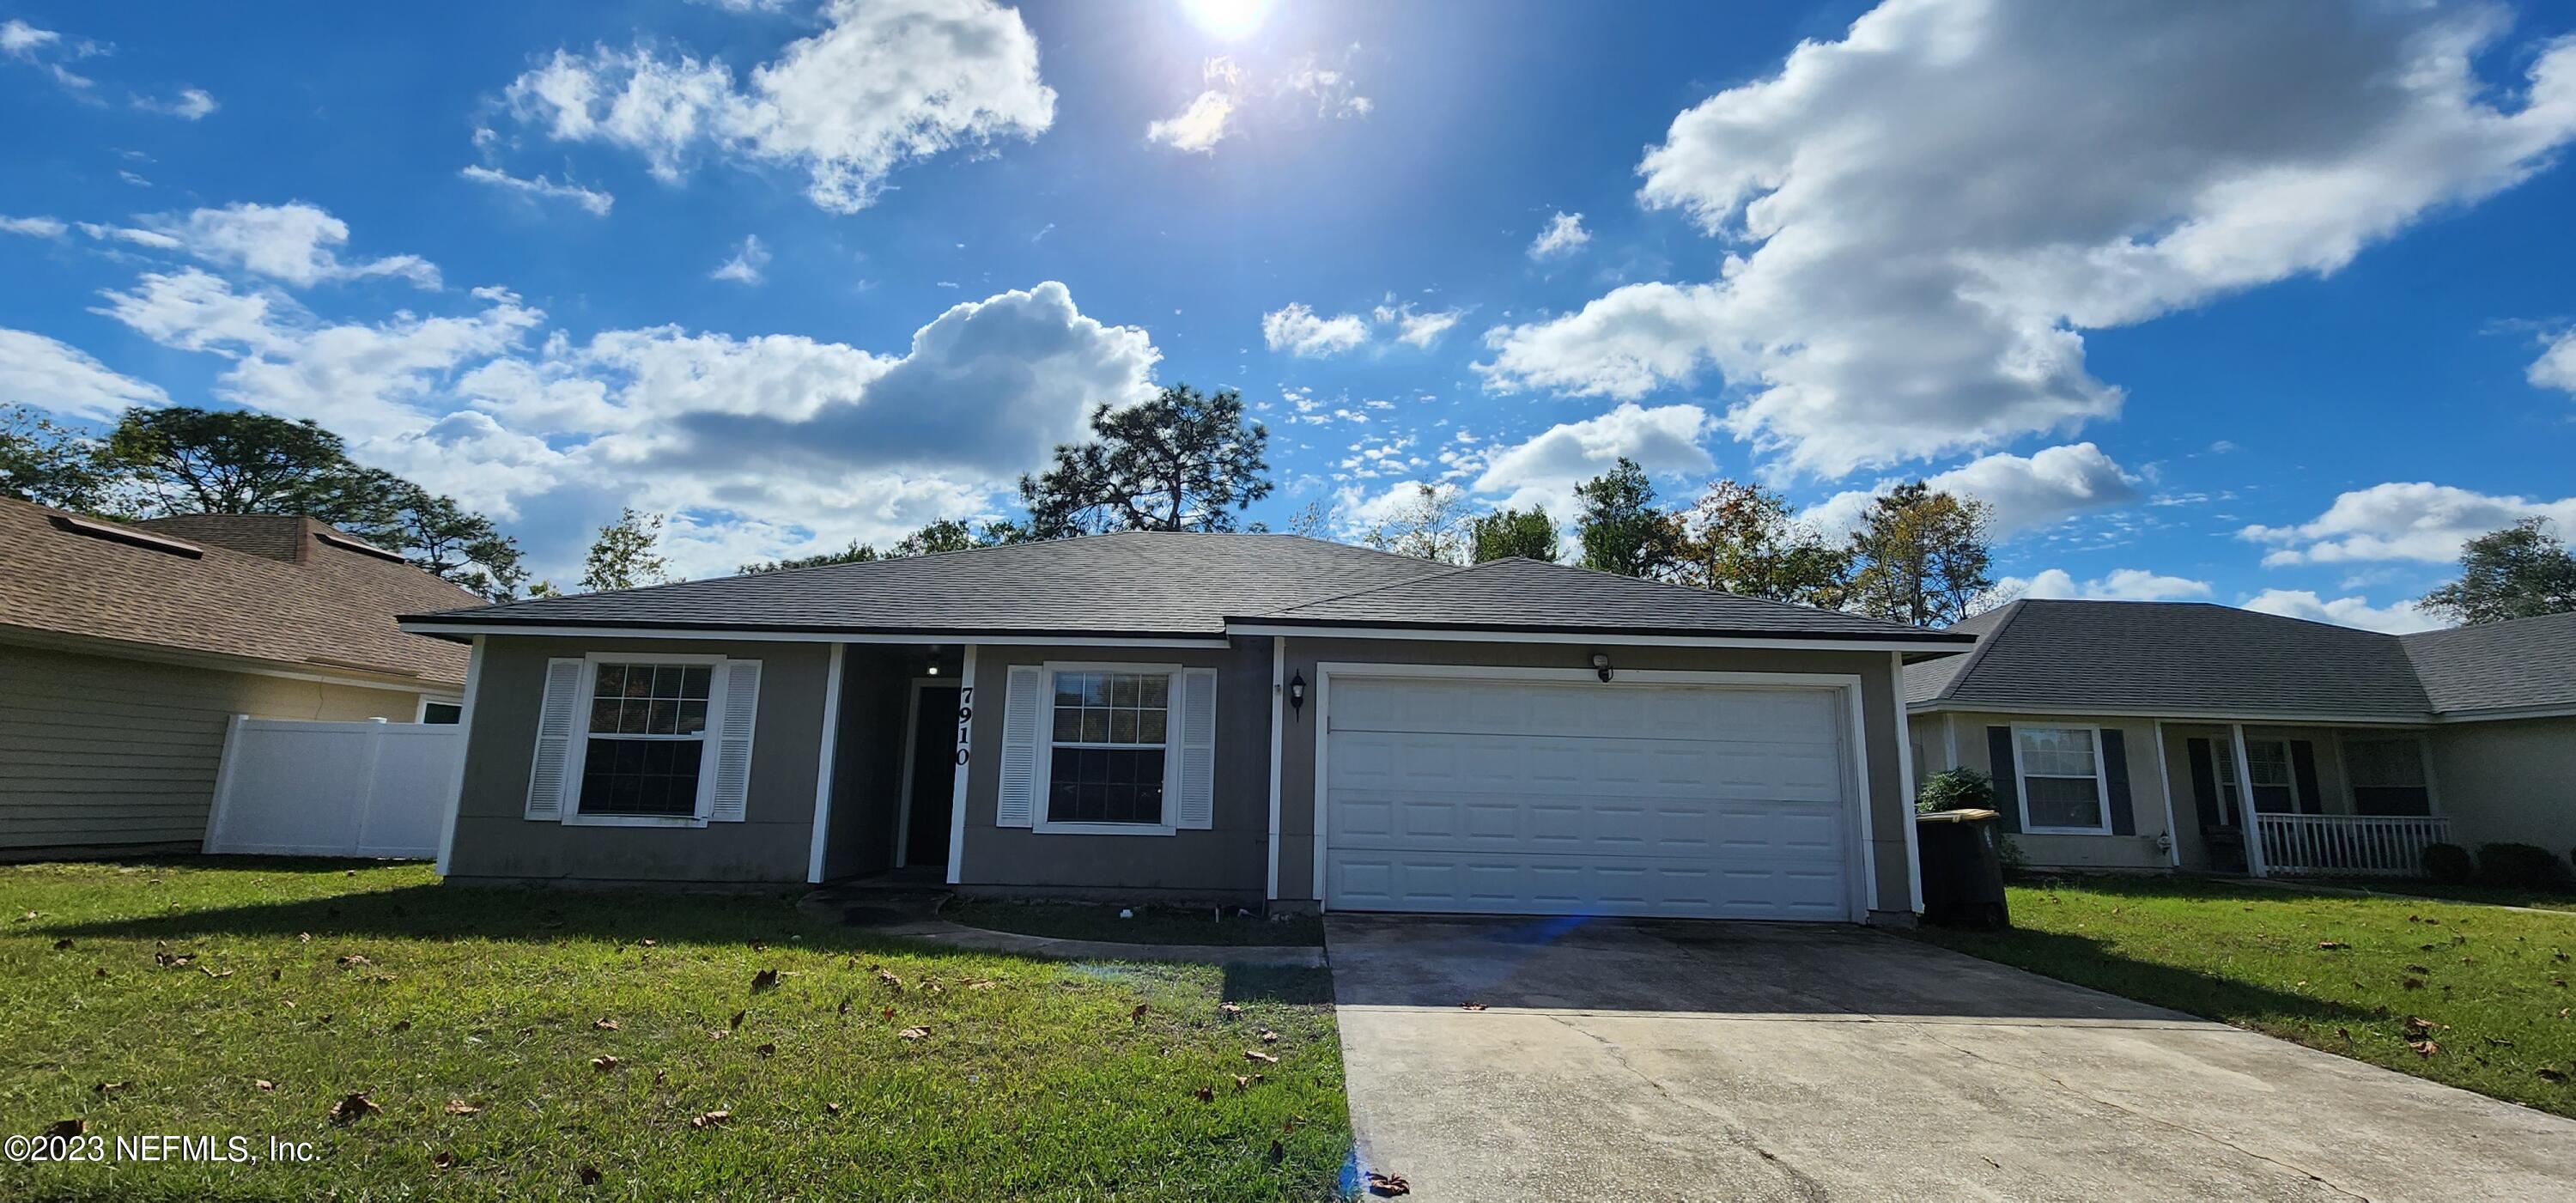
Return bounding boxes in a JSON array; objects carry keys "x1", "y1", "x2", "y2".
[{"x1": 1327, "y1": 914, "x2": 2576, "y2": 1202}]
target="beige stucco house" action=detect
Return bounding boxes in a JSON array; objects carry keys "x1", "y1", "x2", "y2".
[
  {"x1": 1906, "y1": 599, "x2": 2576, "y2": 878},
  {"x1": 401, "y1": 533, "x2": 1974, "y2": 924},
  {"x1": 0, "y1": 497, "x2": 483, "y2": 858}
]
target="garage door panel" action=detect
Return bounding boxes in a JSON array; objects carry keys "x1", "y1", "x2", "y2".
[{"x1": 1326, "y1": 676, "x2": 1855, "y2": 921}]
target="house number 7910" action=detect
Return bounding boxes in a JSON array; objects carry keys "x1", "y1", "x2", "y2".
[{"x1": 953, "y1": 686, "x2": 974, "y2": 766}]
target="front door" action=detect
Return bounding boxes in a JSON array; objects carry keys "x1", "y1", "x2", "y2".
[{"x1": 903, "y1": 684, "x2": 961, "y2": 868}]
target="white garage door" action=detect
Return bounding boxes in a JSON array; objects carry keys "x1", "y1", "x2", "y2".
[{"x1": 1323, "y1": 675, "x2": 1856, "y2": 920}]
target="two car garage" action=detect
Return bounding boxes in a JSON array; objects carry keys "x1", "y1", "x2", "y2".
[{"x1": 1315, "y1": 669, "x2": 1874, "y2": 921}]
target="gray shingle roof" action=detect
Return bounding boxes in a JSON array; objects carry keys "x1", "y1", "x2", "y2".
[
  {"x1": 2403, "y1": 611, "x2": 2576, "y2": 716},
  {"x1": 406, "y1": 532, "x2": 1968, "y2": 644},
  {"x1": 1906, "y1": 599, "x2": 2576, "y2": 720},
  {"x1": 1246, "y1": 556, "x2": 1967, "y2": 642}
]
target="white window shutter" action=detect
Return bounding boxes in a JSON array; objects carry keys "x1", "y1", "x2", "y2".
[
  {"x1": 996, "y1": 665, "x2": 1044, "y2": 829},
  {"x1": 708, "y1": 659, "x2": 762, "y2": 823},
  {"x1": 526, "y1": 658, "x2": 586, "y2": 820},
  {"x1": 1175, "y1": 667, "x2": 1217, "y2": 830}
]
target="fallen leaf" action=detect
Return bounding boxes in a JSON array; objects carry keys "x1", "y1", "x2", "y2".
[
  {"x1": 1260, "y1": 1030, "x2": 1280, "y2": 1043},
  {"x1": 1461, "y1": 1002, "x2": 1488, "y2": 1012},
  {"x1": 2335, "y1": 1027, "x2": 2351, "y2": 1042},
  {"x1": 1192, "y1": 1085, "x2": 1213, "y2": 1103},
  {"x1": 750, "y1": 940, "x2": 767, "y2": 952},
  {"x1": 431, "y1": 1151, "x2": 457, "y2": 1172},
  {"x1": 2403, "y1": 1017, "x2": 2446, "y2": 1038},
  {"x1": 823, "y1": 1102, "x2": 841, "y2": 1116},
  {"x1": 94, "y1": 1081, "x2": 126, "y2": 1094},
  {"x1": 878, "y1": 969, "x2": 903, "y2": 991},
  {"x1": 52, "y1": 938, "x2": 72, "y2": 951},
  {"x1": 898, "y1": 1026, "x2": 929, "y2": 1040},
  {"x1": 2484, "y1": 1036, "x2": 2517, "y2": 1048},
  {"x1": 298, "y1": 933, "x2": 312, "y2": 943},
  {"x1": 1268, "y1": 1138, "x2": 1285, "y2": 1165},
  {"x1": 1130, "y1": 1003, "x2": 1149, "y2": 1023},
  {"x1": 94, "y1": 968, "x2": 106, "y2": 978},
  {"x1": 750, "y1": 968, "x2": 780, "y2": 993},
  {"x1": 729, "y1": 1010, "x2": 746, "y2": 1030},
  {"x1": 708, "y1": 1029, "x2": 728, "y2": 1041},
  {"x1": 445, "y1": 1099, "x2": 481, "y2": 1115},
  {"x1": 270, "y1": 969, "x2": 282, "y2": 981},
  {"x1": 969, "y1": 980, "x2": 996, "y2": 991},
  {"x1": 593, "y1": 1018, "x2": 620, "y2": 1031},
  {"x1": 2405, "y1": 963, "x2": 2432, "y2": 975},
  {"x1": 883, "y1": 1007, "x2": 896, "y2": 1019},
  {"x1": 1283, "y1": 1115, "x2": 1302, "y2": 1133},
  {"x1": 2402, "y1": 977, "x2": 2426, "y2": 991},
  {"x1": 756, "y1": 1042, "x2": 776, "y2": 1058},
  {"x1": 578, "y1": 1163, "x2": 603, "y2": 1186},
  {"x1": 2315, "y1": 941, "x2": 2347, "y2": 951},
  {"x1": 2409, "y1": 1039, "x2": 2440, "y2": 1057},
  {"x1": 640, "y1": 939, "x2": 657, "y2": 948},
  {"x1": 836, "y1": 998, "x2": 852, "y2": 1016},
  {"x1": 690, "y1": 1110, "x2": 730, "y2": 1129},
  {"x1": 1243, "y1": 1049, "x2": 1279, "y2": 1065},
  {"x1": 592, "y1": 1055, "x2": 620, "y2": 1072},
  {"x1": 337, "y1": 954, "x2": 371, "y2": 967},
  {"x1": 329, "y1": 1091, "x2": 381, "y2": 1125},
  {"x1": 43, "y1": 1119, "x2": 83, "y2": 1139},
  {"x1": 1233, "y1": 1074, "x2": 1252, "y2": 1092},
  {"x1": 254, "y1": 1079, "x2": 275, "y2": 1091},
  {"x1": 653, "y1": 1069, "x2": 667, "y2": 1085},
  {"x1": 202, "y1": 966, "x2": 234, "y2": 979},
  {"x1": 1219, "y1": 1001, "x2": 1242, "y2": 1018},
  {"x1": 1366, "y1": 1170, "x2": 1412, "y2": 1197}
]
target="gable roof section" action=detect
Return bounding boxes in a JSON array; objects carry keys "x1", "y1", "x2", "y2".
[
  {"x1": 2403, "y1": 611, "x2": 2576, "y2": 718},
  {"x1": 1906, "y1": 599, "x2": 2435, "y2": 720},
  {"x1": 1242, "y1": 556, "x2": 1968, "y2": 643},
  {"x1": 0, "y1": 497, "x2": 480, "y2": 687},
  {"x1": 405, "y1": 532, "x2": 1971, "y2": 645}
]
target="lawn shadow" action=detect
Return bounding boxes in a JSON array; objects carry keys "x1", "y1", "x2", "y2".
[{"x1": 1911, "y1": 922, "x2": 2388, "y2": 1029}]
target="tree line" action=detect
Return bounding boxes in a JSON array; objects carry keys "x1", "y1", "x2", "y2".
[{"x1": 11, "y1": 389, "x2": 2567, "y2": 626}]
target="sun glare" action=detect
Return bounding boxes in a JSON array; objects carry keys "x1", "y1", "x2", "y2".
[{"x1": 1180, "y1": 0, "x2": 1273, "y2": 40}]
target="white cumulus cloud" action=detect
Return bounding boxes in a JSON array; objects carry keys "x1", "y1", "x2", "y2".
[
  {"x1": 503, "y1": 0, "x2": 1055, "y2": 214},
  {"x1": 2532, "y1": 326, "x2": 2576, "y2": 397},
  {"x1": 1, "y1": 215, "x2": 67, "y2": 238},
  {"x1": 1527, "y1": 210, "x2": 1589, "y2": 260},
  {"x1": 0, "y1": 327, "x2": 170, "y2": 419},
  {"x1": 158, "y1": 202, "x2": 440, "y2": 289},
  {"x1": 1807, "y1": 442, "x2": 2139, "y2": 538},
  {"x1": 459, "y1": 165, "x2": 615, "y2": 216},
  {"x1": 2240, "y1": 482, "x2": 2576, "y2": 566},
  {"x1": 2004, "y1": 568, "x2": 2211, "y2": 603},
  {"x1": 1263, "y1": 302, "x2": 1370, "y2": 357},
  {"x1": 2241, "y1": 589, "x2": 2439, "y2": 635},
  {"x1": 710, "y1": 234, "x2": 771, "y2": 285},
  {"x1": 1479, "y1": 3, "x2": 2576, "y2": 478},
  {"x1": 1469, "y1": 402, "x2": 1716, "y2": 519}
]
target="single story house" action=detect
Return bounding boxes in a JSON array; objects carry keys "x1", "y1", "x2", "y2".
[
  {"x1": 1906, "y1": 599, "x2": 2576, "y2": 878},
  {"x1": 399, "y1": 532, "x2": 1973, "y2": 923},
  {"x1": 0, "y1": 496, "x2": 483, "y2": 858}
]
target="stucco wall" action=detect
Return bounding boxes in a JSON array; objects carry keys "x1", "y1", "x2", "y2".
[
  {"x1": 1, "y1": 640, "x2": 426, "y2": 856},
  {"x1": 1275, "y1": 639, "x2": 1917, "y2": 914},
  {"x1": 1910, "y1": 709, "x2": 2174, "y2": 871},
  {"x1": 446, "y1": 635, "x2": 830, "y2": 884},
  {"x1": 2428, "y1": 716, "x2": 2576, "y2": 854},
  {"x1": 953, "y1": 638, "x2": 1273, "y2": 902}
]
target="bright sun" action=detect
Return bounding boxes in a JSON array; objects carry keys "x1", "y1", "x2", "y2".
[{"x1": 1179, "y1": 0, "x2": 1274, "y2": 40}]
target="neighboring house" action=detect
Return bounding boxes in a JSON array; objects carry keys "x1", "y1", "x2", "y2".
[
  {"x1": 1906, "y1": 599, "x2": 2576, "y2": 878},
  {"x1": 398, "y1": 532, "x2": 1972, "y2": 923},
  {"x1": 0, "y1": 497, "x2": 483, "y2": 858}
]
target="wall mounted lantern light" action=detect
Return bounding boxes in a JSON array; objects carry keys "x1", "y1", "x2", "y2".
[{"x1": 1288, "y1": 672, "x2": 1308, "y2": 717}]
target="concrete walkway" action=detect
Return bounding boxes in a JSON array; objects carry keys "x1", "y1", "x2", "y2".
[{"x1": 1327, "y1": 914, "x2": 2576, "y2": 1202}]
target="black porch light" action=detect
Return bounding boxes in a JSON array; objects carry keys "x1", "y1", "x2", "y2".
[{"x1": 1288, "y1": 672, "x2": 1308, "y2": 716}]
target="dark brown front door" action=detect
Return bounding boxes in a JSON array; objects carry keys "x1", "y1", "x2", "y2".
[{"x1": 905, "y1": 685, "x2": 961, "y2": 868}]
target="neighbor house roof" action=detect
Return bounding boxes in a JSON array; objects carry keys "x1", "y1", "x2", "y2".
[
  {"x1": 402, "y1": 531, "x2": 1969, "y2": 647},
  {"x1": 0, "y1": 497, "x2": 481, "y2": 688},
  {"x1": 1905, "y1": 598, "x2": 2576, "y2": 723}
]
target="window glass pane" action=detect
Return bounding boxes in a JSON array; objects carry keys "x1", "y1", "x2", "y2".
[
  {"x1": 1138, "y1": 708, "x2": 1166, "y2": 743},
  {"x1": 2015, "y1": 727, "x2": 2096, "y2": 778},
  {"x1": 2346, "y1": 739, "x2": 2426, "y2": 788},
  {"x1": 594, "y1": 665, "x2": 625, "y2": 699},
  {"x1": 578, "y1": 738, "x2": 704, "y2": 817},
  {"x1": 1081, "y1": 708, "x2": 1109, "y2": 742},
  {"x1": 1081, "y1": 674, "x2": 1110, "y2": 706},
  {"x1": 677, "y1": 701, "x2": 708, "y2": 736},
  {"x1": 621, "y1": 667, "x2": 654, "y2": 699},
  {"x1": 2247, "y1": 742, "x2": 2293, "y2": 787},
  {"x1": 1052, "y1": 708, "x2": 1080, "y2": 742},
  {"x1": 1110, "y1": 708, "x2": 1138, "y2": 743},
  {"x1": 1054, "y1": 673, "x2": 1085, "y2": 708},
  {"x1": 647, "y1": 699, "x2": 678, "y2": 736},
  {"x1": 589, "y1": 696, "x2": 622, "y2": 734},
  {"x1": 651, "y1": 665, "x2": 681, "y2": 699},
  {"x1": 1139, "y1": 674, "x2": 1168, "y2": 708},
  {"x1": 422, "y1": 702, "x2": 463, "y2": 725},
  {"x1": 1110, "y1": 674, "x2": 1139, "y2": 707},
  {"x1": 2025, "y1": 775, "x2": 2103, "y2": 829},
  {"x1": 1044, "y1": 746, "x2": 1168, "y2": 824},
  {"x1": 682, "y1": 665, "x2": 713, "y2": 700}
]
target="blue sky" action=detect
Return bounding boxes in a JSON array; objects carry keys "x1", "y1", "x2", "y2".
[{"x1": 3, "y1": 0, "x2": 2573, "y2": 629}]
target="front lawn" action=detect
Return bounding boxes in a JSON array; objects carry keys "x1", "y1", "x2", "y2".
[
  {"x1": 943, "y1": 899, "x2": 1325, "y2": 948},
  {"x1": 0, "y1": 860, "x2": 1351, "y2": 1201},
  {"x1": 1912, "y1": 875, "x2": 2576, "y2": 1118},
  {"x1": 2275, "y1": 878, "x2": 2576, "y2": 914}
]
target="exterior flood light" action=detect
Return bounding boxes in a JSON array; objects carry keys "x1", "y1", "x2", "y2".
[{"x1": 1591, "y1": 653, "x2": 1613, "y2": 683}]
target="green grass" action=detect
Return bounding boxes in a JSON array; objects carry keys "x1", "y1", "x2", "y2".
[
  {"x1": 0, "y1": 860, "x2": 1352, "y2": 1201},
  {"x1": 2275, "y1": 878, "x2": 2576, "y2": 914},
  {"x1": 1913, "y1": 875, "x2": 2576, "y2": 1117},
  {"x1": 942, "y1": 900, "x2": 1325, "y2": 948}
]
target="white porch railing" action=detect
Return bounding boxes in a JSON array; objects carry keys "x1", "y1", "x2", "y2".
[{"x1": 2255, "y1": 814, "x2": 2452, "y2": 878}]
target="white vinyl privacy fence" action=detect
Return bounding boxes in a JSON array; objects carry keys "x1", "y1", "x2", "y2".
[{"x1": 203, "y1": 717, "x2": 463, "y2": 859}]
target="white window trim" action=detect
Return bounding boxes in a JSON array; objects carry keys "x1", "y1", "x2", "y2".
[
  {"x1": 562, "y1": 652, "x2": 730, "y2": 829},
  {"x1": 2009, "y1": 722, "x2": 2113, "y2": 835},
  {"x1": 1031, "y1": 660, "x2": 1182, "y2": 837}
]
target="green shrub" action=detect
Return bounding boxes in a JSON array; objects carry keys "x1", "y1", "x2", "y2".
[
  {"x1": 1917, "y1": 768, "x2": 1996, "y2": 814},
  {"x1": 2475, "y1": 843, "x2": 2570, "y2": 891},
  {"x1": 1997, "y1": 834, "x2": 2030, "y2": 878},
  {"x1": 2421, "y1": 842, "x2": 2474, "y2": 884}
]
